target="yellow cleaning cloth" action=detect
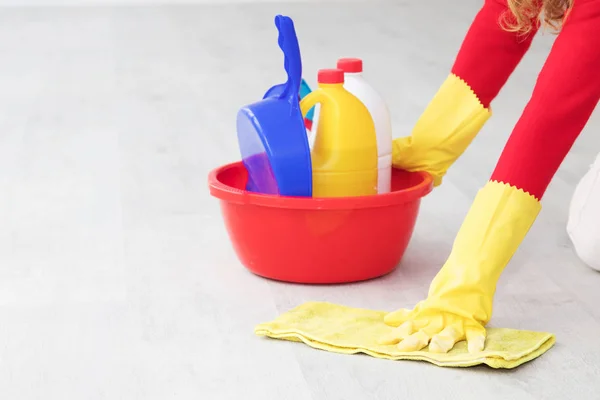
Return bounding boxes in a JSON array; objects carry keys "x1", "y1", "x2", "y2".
[{"x1": 255, "y1": 302, "x2": 555, "y2": 369}]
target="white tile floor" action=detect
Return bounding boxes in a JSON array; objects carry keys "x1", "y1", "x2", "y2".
[{"x1": 0, "y1": 1, "x2": 599, "y2": 399}]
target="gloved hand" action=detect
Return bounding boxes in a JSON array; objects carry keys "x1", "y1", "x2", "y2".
[
  {"x1": 379, "y1": 300, "x2": 487, "y2": 353},
  {"x1": 380, "y1": 180, "x2": 541, "y2": 353},
  {"x1": 392, "y1": 74, "x2": 491, "y2": 186}
]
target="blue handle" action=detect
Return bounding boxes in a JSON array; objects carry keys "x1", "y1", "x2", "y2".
[{"x1": 274, "y1": 15, "x2": 302, "y2": 103}]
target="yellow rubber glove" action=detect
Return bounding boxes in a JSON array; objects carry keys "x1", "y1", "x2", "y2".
[
  {"x1": 380, "y1": 181, "x2": 541, "y2": 353},
  {"x1": 393, "y1": 74, "x2": 491, "y2": 186}
]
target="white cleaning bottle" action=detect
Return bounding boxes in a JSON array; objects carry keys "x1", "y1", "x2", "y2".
[{"x1": 337, "y1": 58, "x2": 393, "y2": 194}]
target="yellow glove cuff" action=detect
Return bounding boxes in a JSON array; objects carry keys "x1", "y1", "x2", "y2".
[{"x1": 393, "y1": 73, "x2": 491, "y2": 186}]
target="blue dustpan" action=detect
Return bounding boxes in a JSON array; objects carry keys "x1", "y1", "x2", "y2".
[{"x1": 236, "y1": 15, "x2": 312, "y2": 197}]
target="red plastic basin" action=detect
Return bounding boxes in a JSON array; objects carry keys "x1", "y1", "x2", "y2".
[{"x1": 208, "y1": 161, "x2": 433, "y2": 284}]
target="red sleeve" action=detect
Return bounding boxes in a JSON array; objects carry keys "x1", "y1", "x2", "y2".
[
  {"x1": 451, "y1": 0, "x2": 538, "y2": 108},
  {"x1": 490, "y1": 0, "x2": 600, "y2": 200}
]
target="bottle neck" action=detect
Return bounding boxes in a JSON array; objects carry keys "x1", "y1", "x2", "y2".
[{"x1": 317, "y1": 83, "x2": 345, "y2": 89}]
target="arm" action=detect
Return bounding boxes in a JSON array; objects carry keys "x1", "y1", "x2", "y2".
[
  {"x1": 393, "y1": 0, "x2": 538, "y2": 186},
  {"x1": 382, "y1": 0, "x2": 600, "y2": 353},
  {"x1": 451, "y1": 0, "x2": 539, "y2": 109}
]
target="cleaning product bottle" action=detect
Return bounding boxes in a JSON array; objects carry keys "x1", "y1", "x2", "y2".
[
  {"x1": 337, "y1": 58, "x2": 393, "y2": 193},
  {"x1": 300, "y1": 68, "x2": 378, "y2": 198}
]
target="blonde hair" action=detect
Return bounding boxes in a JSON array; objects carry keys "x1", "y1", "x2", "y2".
[{"x1": 502, "y1": 0, "x2": 574, "y2": 34}]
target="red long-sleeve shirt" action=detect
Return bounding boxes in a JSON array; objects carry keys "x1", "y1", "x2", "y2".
[{"x1": 451, "y1": 0, "x2": 600, "y2": 199}]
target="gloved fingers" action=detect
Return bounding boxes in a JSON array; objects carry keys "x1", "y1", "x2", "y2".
[
  {"x1": 465, "y1": 324, "x2": 486, "y2": 353},
  {"x1": 392, "y1": 136, "x2": 422, "y2": 171},
  {"x1": 396, "y1": 330, "x2": 432, "y2": 352},
  {"x1": 378, "y1": 320, "x2": 425, "y2": 345},
  {"x1": 396, "y1": 318, "x2": 443, "y2": 352},
  {"x1": 391, "y1": 135, "x2": 445, "y2": 186},
  {"x1": 383, "y1": 308, "x2": 413, "y2": 327},
  {"x1": 429, "y1": 323, "x2": 465, "y2": 354},
  {"x1": 378, "y1": 322, "x2": 410, "y2": 345},
  {"x1": 391, "y1": 136, "x2": 411, "y2": 159}
]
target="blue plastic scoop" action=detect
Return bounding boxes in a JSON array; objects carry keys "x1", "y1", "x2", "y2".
[{"x1": 236, "y1": 15, "x2": 312, "y2": 197}]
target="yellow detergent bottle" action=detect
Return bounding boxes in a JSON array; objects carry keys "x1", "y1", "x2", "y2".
[{"x1": 300, "y1": 69, "x2": 378, "y2": 198}]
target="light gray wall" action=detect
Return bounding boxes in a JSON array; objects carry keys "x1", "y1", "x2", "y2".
[{"x1": 0, "y1": 0, "x2": 366, "y2": 5}]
